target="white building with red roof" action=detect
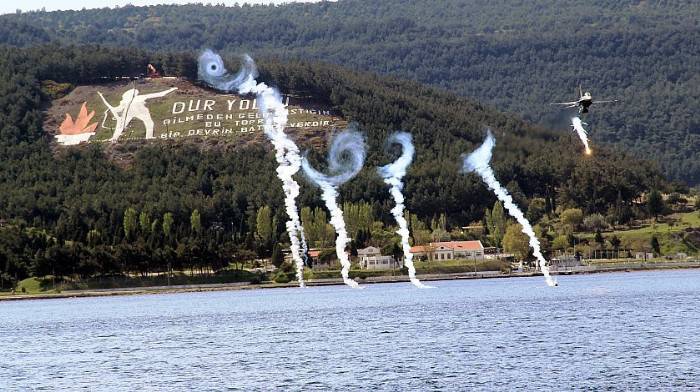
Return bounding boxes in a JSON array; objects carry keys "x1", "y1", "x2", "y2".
[{"x1": 410, "y1": 240, "x2": 484, "y2": 262}]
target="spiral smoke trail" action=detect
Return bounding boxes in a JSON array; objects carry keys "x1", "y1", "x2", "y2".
[
  {"x1": 378, "y1": 132, "x2": 429, "y2": 288},
  {"x1": 571, "y1": 117, "x2": 592, "y2": 155},
  {"x1": 197, "y1": 49, "x2": 258, "y2": 93},
  {"x1": 462, "y1": 130, "x2": 558, "y2": 287},
  {"x1": 302, "y1": 129, "x2": 366, "y2": 288},
  {"x1": 198, "y1": 50, "x2": 308, "y2": 287}
]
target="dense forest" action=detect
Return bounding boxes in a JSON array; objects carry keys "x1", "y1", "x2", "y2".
[
  {"x1": 1, "y1": 0, "x2": 698, "y2": 184},
  {"x1": 0, "y1": 42, "x2": 673, "y2": 288}
]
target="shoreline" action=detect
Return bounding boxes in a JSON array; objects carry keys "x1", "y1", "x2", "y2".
[{"x1": 1, "y1": 261, "x2": 699, "y2": 302}]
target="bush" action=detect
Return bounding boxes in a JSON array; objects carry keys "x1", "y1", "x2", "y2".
[
  {"x1": 249, "y1": 271, "x2": 265, "y2": 285},
  {"x1": 273, "y1": 271, "x2": 291, "y2": 284},
  {"x1": 561, "y1": 208, "x2": 584, "y2": 231},
  {"x1": 526, "y1": 198, "x2": 546, "y2": 223},
  {"x1": 666, "y1": 192, "x2": 685, "y2": 205},
  {"x1": 583, "y1": 214, "x2": 608, "y2": 232},
  {"x1": 551, "y1": 235, "x2": 569, "y2": 250}
]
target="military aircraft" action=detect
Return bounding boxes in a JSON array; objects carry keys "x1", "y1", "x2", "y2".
[{"x1": 551, "y1": 86, "x2": 618, "y2": 114}]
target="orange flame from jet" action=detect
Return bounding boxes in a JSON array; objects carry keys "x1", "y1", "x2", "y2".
[{"x1": 59, "y1": 102, "x2": 98, "y2": 135}]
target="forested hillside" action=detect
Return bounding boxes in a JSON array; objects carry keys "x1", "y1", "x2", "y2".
[
  {"x1": 0, "y1": 44, "x2": 666, "y2": 286},
  {"x1": 1, "y1": 0, "x2": 698, "y2": 184}
]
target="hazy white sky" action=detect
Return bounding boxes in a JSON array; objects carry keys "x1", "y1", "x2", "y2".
[{"x1": 1, "y1": 1, "x2": 326, "y2": 15}]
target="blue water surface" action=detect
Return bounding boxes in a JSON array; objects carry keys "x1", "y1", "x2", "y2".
[{"x1": 1, "y1": 270, "x2": 699, "y2": 391}]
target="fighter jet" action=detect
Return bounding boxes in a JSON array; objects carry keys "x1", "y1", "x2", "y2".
[{"x1": 551, "y1": 86, "x2": 618, "y2": 114}]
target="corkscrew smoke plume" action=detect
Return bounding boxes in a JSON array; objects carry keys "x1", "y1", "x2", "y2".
[
  {"x1": 302, "y1": 128, "x2": 366, "y2": 288},
  {"x1": 198, "y1": 49, "x2": 308, "y2": 287},
  {"x1": 378, "y1": 132, "x2": 429, "y2": 288}
]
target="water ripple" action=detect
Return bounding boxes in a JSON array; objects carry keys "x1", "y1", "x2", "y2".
[{"x1": 0, "y1": 270, "x2": 699, "y2": 390}]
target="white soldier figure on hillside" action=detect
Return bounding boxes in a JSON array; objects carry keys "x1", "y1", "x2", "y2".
[{"x1": 98, "y1": 86, "x2": 177, "y2": 142}]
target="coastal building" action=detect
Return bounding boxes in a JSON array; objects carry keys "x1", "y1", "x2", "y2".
[
  {"x1": 360, "y1": 255, "x2": 401, "y2": 270},
  {"x1": 357, "y1": 246, "x2": 381, "y2": 260},
  {"x1": 549, "y1": 255, "x2": 582, "y2": 269},
  {"x1": 283, "y1": 248, "x2": 322, "y2": 266},
  {"x1": 357, "y1": 246, "x2": 402, "y2": 270},
  {"x1": 635, "y1": 252, "x2": 654, "y2": 260},
  {"x1": 410, "y1": 240, "x2": 484, "y2": 262}
]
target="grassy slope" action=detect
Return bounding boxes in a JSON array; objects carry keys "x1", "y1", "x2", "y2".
[
  {"x1": 9, "y1": 270, "x2": 262, "y2": 295},
  {"x1": 579, "y1": 211, "x2": 700, "y2": 257},
  {"x1": 15, "y1": 277, "x2": 57, "y2": 294}
]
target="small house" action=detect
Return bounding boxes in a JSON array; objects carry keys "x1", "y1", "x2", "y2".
[{"x1": 357, "y1": 246, "x2": 402, "y2": 270}]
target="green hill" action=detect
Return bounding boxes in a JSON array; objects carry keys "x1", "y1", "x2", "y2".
[
  {"x1": 0, "y1": 44, "x2": 670, "y2": 288},
  {"x1": 1, "y1": 0, "x2": 698, "y2": 184}
]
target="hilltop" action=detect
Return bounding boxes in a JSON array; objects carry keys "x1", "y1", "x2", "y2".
[{"x1": 1, "y1": 0, "x2": 698, "y2": 184}]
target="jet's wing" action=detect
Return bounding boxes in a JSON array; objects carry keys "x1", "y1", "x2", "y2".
[
  {"x1": 592, "y1": 99, "x2": 619, "y2": 104},
  {"x1": 550, "y1": 101, "x2": 578, "y2": 106}
]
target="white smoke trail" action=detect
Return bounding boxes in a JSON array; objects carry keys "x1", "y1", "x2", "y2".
[
  {"x1": 197, "y1": 49, "x2": 258, "y2": 93},
  {"x1": 378, "y1": 132, "x2": 430, "y2": 288},
  {"x1": 571, "y1": 117, "x2": 592, "y2": 155},
  {"x1": 198, "y1": 50, "x2": 308, "y2": 287},
  {"x1": 302, "y1": 129, "x2": 366, "y2": 288},
  {"x1": 462, "y1": 130, "x2": 558, "y2": 287}
]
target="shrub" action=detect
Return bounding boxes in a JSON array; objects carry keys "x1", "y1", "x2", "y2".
[
  {"x1": 273, "y1": 271, "x2": 291, "y2": 284},
  {"x1": 250, "y1": 271, "x2": 264, "y2": 285},
  {"x1": 666, "y1": 192, "x2": 685, "y2": 205},
  {"x1": 583, "y1": 214, "x2": 608, "y2": 232},
  {"x1": 561, "y1": 208, "x2": 584, "y2": 231},
  {"x1": 551, "y1": 235, "x2": 569, "y2": 250}
]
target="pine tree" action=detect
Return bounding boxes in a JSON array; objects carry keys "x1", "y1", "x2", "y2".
[
  {"x1": 162, "y1": 212, "x2": 174, "y2": 241},
  {"x1": 190, "y1": 209, "x2": 202, "y2": 236},
  {"x1": 594, "y1": 230, "x2": 605, "y2": 248},
  {"x1": 255, "y1": 206, "x2": 273, "y2": 244},
  {"x1": 647, "y1": 190, "x2": 664, "y2": 220},
  {"x1": 270, "y1": 244, "x2": 283, "y2": 268},
  {"x1": 485, "y1": 201, "x2": 506, "y2": 247},
  {"x1": 139, "y1": 211, "x2": 151, "y2": 235},
  {"x1": 123, "y1": 208, "x2": 138, "y2": 241},
  {"x1": 650, "y1": 236, "x2": 661, "y2": 256}
]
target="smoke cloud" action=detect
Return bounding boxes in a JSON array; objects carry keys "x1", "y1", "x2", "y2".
[
  {"x1": 197, "y1": 50, "x2": 258, "y2": 94},
  {"x1": 302, "y1": 128, "x2": 366, "y2": 288},
  {"x1": 571, "y1": 117, "x2": 592, "y2": 155},
  {"x1": 462, "y1": 130, "x2": 558, "y2": 287},
  {"x1": 378, "y1": 132, "x2": 429, "y2": 288},
  {"x1": 198, "y1": 50, "x2": 308, "y2": 287}
]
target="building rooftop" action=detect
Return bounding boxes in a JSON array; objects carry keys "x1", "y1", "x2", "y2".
[
  {"x1": 357, "y1": 246, "x2": 381, "y2": 256},
  {"x1": 410, "y1": 240, "x2": 483, "y2": 253}
]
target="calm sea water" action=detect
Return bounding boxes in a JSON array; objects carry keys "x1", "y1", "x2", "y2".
[{"x1": 1, "y1": 270, "x2": 699, "y2": 391}]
